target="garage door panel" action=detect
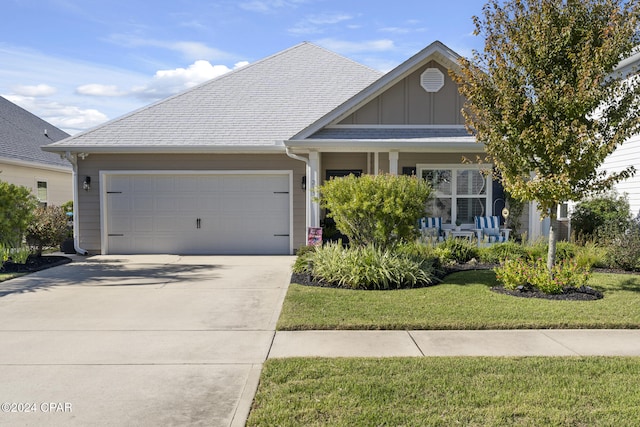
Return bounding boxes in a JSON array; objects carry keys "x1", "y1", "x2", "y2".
[
  {"x1": 105, "y1": 173, "x2": 290, "y2": 255},
  {"x1": 132, "y1": 217, "x2": 154, "y2": 232},
  {"x1": 110, "y1": 215, "x2": 132, "y2": 232},
  {"x1": 132, "y1": 196, "x2": 154, "y2": 211},
  {"x1": 131, "y1": 176, "x2": 155, "y2": 192}
]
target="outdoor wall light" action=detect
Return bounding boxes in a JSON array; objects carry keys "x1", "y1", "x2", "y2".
[
  {"x1": 301, "y1": 176, "x2": 306, "y2": 191},
  {"x1": 83, "y1": 176, "x2": 91, "y2": 191}
]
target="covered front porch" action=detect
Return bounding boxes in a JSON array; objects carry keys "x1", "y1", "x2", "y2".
[{"x1": 284, "y1": 128, "x2": 520, "y2": 241}]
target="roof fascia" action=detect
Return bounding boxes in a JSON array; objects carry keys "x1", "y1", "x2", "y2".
[
  {"x1": 613, "y1": 46, "x2": 640, "y2": 78},
  {"x1": 291, "y1": 41, "x2": 463, "y2": 141},
  {"x1": 41, "y1": 145, "x2": 287, "y2": 155},
  {"x1": 0, "y1": 156, "x2": 72, "y2": 172}
]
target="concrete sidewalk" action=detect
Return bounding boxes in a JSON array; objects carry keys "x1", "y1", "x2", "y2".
[{"x1": 269, "y1": 329, "x2": 640, "y2": 358}]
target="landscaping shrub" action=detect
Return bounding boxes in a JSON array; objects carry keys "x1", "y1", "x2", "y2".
[
  {"x1": 495, "y1": 258, "x2": 590, "y2": 294},
  {"x1": 292, "y1": 245, "x2": 317, "y2": 273},
  {"x1": 574, "y1": 242, "x2": 609, "y2": 269},
  {"x1": 606, "y1": 225, "x2": 640, "y2": 271},
  {"x1": 317, "y1": 174, "x2": 432, "y2": 249},
  {"x1": 25, "y1": 205, "x2": 68, "y2": 256},
  {"x1": 301, "y1": 241, "x2": 436, "y2": 290},
  {"x1": 0, "y1": 180, "x2": 37, "y2": 246},
  {"x1": 571, "y1": 192, "x2": 632, "y2": 241},
  {"x1": 478, "y1": 241, "x2": 528, "y2": 264},
  {"x1": 524, "y1": 240, "x2": 578, "y2": 263},
  {"x1": 9, "y1": 246, "x2": 31, "y2": 264},
  {"x1": 434, "y1": 238, "x2": 479, "y2": 265}
]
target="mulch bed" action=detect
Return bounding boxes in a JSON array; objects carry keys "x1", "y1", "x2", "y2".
[
  {"x1": 491, "y1": 284, "x2": 604, "y2": 301},
  {"x1": 291, "y1": 262, "x2": 621, "y2": 301},
  {"x1": 1, "y1": 255, "x2": 72, "y2": 273}
]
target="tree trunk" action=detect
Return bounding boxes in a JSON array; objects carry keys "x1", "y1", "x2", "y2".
[{"x1": 547, "y1": 205, "x2": 558, "y2": 273}]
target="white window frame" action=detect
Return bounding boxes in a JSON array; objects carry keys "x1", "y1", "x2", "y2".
[
  {"x1": 36, "y1": 180, "x2": 48, "y2": 208},
  {"x1": 417, "y1": 164, "x2": 493, "y2": 227}
]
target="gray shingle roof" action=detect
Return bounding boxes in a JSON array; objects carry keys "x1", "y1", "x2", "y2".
[
  {"x1": 44, "y1": 43, "x2": 383, "y2": 152},
  {"x1": 0, "y1": 96, "x2": 71, "y2": 168},
  {"x1": 308, "y1": 127, "x2": 473, "y2": 140}
]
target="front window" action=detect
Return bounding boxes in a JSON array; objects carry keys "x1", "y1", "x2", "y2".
[
  {"x1": 419, "y1": 165, "x2": 491, "y2": 226},
  {"x1": 36, "y1": 181, "x2": 47, "y2": 208}
]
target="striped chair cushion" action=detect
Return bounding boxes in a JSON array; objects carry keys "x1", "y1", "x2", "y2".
[
  {"x1": 475, "y1": 216, "x2": 507, "y2": 243},
  {"x1": 474, "y1": 216, "x2": 501, "y2": 230},
  {"x1": 419, "y1": 217, "x2": 442, "y2": 232}
]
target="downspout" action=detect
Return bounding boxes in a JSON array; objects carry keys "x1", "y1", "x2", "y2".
[
  {"x1": 63, "y1": 151, "x2": 89, "y2": 255},
  {"x1": 285, "y1": 146, "x2": 311, "y2": 232}
]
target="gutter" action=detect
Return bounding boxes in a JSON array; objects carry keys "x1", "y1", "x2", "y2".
[
  {"x1": 63, "y1": 151, "x2": 89, "y2": 255},
  {"x1": 285, "y1": 146, "x2": 311, "y2": 234}
]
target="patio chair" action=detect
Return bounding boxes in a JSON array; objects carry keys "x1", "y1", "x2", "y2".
[
  {"x1": 419, "y1": 217, "x2": 445, "y2": 242},
  {"x1": 474, "y1": 215, "x2": 510, "y2": 245}
]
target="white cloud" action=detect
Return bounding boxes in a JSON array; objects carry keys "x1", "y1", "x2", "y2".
[
  {"x1": 306, "y1": 13, "x2": 352, "y2": 25},
  {"x1": 239, "y1": 0, "x2": 307, "y2": 13},
  {"x1": 289, "y1": 13, "x2": 354, "y2": 35},
  {"x1": 76, "y1": 84, "x2": 125, "y2": 97},
  {"x1": 315, "y1": 38, "x2": 396, "y2": 55},
  {"x1": 132, "y1": 60, "x2": 249, "y2": 99},
  {"x1": 107, "y1": 34, "x2": 232, "y2": 62},
  {"x1": 167, "y1": 42, "x2": 226, "y2": 61},
  {"x1": 4, "y1": 95, "x2": 108, "y2": 134},
  {"x1": 11, "y1": 84, "x2": 57, "y2": 97},
  {"x1": 379, "y1": 27, "x2": 411, "y2": 35}
]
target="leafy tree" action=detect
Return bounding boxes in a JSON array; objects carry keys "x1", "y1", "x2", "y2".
[
  {"x1": 455, "y1": 0, "x2": 640, "y2": 270},
  {"x1": 317, "y1": 174, "x2": 432, "y2": 248},
  {"x1": 0, "y1": 180, "x2": 38, "y2": 246},
  {"x1": 26, "y1": 205, "x2": 69, "y2": 256},
  {"x1": 571, "y1": 191, "x2": 631, "y2": 240}
]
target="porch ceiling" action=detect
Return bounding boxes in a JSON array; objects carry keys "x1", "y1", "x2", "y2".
[{"x1": 284, "y1": 138, "x2": 483, "y2": 153}]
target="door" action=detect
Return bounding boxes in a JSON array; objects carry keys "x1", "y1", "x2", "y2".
[{"x1": 104, "y1": 172, "x2": 291, "y2": 254}]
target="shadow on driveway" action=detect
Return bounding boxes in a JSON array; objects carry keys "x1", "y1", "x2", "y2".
[{"x1": 0, "y1": 256, "x2": 223, "y2": 298}]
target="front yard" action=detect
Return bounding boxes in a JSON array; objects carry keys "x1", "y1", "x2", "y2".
[
  {"x1": 248, "y1": 357, "x2": 640, "y2": 426},
  {"x1": 278, "y1": 270, "x2": 640, "y2": 330},
  {"x1": 247, "y1": 269, "x2": 640, "y2": 426}
]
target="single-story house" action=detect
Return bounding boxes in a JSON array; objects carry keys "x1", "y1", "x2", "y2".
[
  {"x1": 44, "y1": 41, "x2": 531, "y2": 255},
  {"x1": 1, "y1": 96, "x2": 72, "y2": 206}
]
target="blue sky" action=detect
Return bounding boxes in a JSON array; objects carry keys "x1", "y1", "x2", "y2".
[{"x1": 0, "y1": 0, "x2": 486, "y2": 134}]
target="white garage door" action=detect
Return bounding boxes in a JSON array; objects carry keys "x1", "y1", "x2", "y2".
[{"x1": 103, "y1": 172, "x2": 291, "y2": 255}]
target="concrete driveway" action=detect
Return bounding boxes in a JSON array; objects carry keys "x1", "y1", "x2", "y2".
[{"x1": 0, "y1": 254, "x2": 294, "y2": 426}]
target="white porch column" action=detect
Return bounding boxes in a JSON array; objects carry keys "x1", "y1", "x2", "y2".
[
  {"x1": 389, "y1": 151, "x2": 399, "y2": 175},
  {"x1": 374, "y1": 152, "x2": 379, "y2": 175},
  {"x1": 309, "y1": 151, "x2": 320, "y2": 228}
]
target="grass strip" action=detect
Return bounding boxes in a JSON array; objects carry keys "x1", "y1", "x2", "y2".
[
  {"x1": 277, "y1": 271, "x2": 640, "y2": 330},
  {"x1": 0, "y1": 273, "x2": 25, "y2": 283},
  {"x1": 248, "y1": 357, "x2": 640, "y2": 426}
]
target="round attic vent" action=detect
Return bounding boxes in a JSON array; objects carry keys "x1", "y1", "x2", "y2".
[{"x1": 420, "y1": 68, "x2": 444, "y2": 93}]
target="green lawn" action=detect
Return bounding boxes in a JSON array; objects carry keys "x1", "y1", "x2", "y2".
[
  {"x1": 248, "y1": 357, "x2": 640, "y2": 426},
  {"x1": 277, "y1": 270, "x2": 640, "y2": 330},
  {"x1": 0, "y1": 273, "x2": 25, "y2": 283}
]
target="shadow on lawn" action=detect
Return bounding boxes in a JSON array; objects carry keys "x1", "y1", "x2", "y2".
[
  {"x1": 440, "y1": 268, "x2": 498, "y2": 288},
  {"x1": 617, "y1": 277, "x2": 640, "y2": 293}
]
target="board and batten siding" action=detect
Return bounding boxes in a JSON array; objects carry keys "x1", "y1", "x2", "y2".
[
  {"x1": 338, "y1": 61, "x2": 466, "y2": 126},
  {"x1": 600, "y1": 133, "x2": 640, "y2": 218},
  {"x1": 75, "y1": 153, "x2": 306, "y2": 254}
]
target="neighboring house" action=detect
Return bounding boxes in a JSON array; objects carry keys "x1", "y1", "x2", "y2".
[
  {"x1": 43, "y1": 41, "x2": 522, "y2": 255},
  {"x1": 598, "y1": 49, "x2": 640, "y2": 220},
  {"x1": 0, "y1": 96, "x2": 72, "y2": 207}
]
